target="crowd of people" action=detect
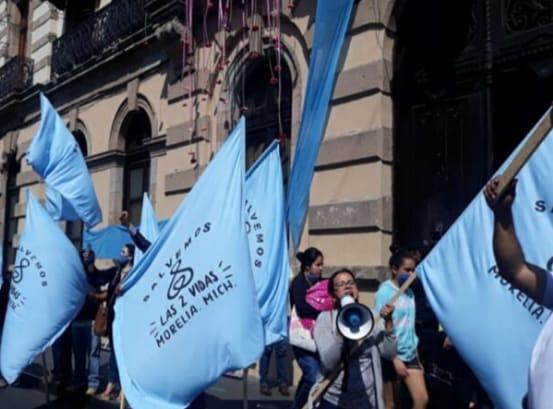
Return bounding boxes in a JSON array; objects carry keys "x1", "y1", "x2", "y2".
[
  {"x1": 0, "y1": 212, "x2": 207, "y2": 408},
  {"x1": 281, "y1": 246, "x2": 493, "y2": 409},
  {"x1": 0, "y1": 203, "x2": 514, "y2": 409},
  {"x1": 23, "y1": 212, "x2": 144, "y2": 404}
]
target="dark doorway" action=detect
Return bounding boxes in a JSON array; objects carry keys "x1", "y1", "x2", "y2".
[
  {"x1": 392, "y1": 0, "x2": 484, "y2": 250},
  {"x1": 492, "y1": 65, "x2": 553, "y2": 169},
  {"x1": 392, "y1": 0, "x2": 553, "y2": 251}
]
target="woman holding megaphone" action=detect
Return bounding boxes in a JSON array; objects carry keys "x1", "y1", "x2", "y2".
[{"x1": 313, "y1": 268, "x2": 397, "y2": 409}]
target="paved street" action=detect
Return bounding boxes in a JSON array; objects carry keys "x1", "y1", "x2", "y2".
[{"x1": 0, "y1": 348, "x2": 293, "y2": 409}]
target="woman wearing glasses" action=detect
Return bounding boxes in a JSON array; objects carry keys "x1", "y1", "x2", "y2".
[{"x1": 314, "y1": 268, "x2": 396, "y2": 409}]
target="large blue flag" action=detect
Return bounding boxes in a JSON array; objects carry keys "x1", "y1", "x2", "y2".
[
  {"x1": 246, "y1": 141, "x2": 291, "y2": 345},
  {"x1": 113, "y1": 117, "x2": 264, "y2": 409},
  {"x1": 418, "y1": 110, "x2": 553, "y2": 409},
  {"x1": 286, "y1": 0, "x2": 354, "y2": 250},
  {"x1": 26, "y1": 94, "x2": 102, "y2": 227},
  {"x1": 0, "y1": 192, "x2": 87, "y2": 383},
  {"x1": 134, "y1": 193, "x2": 160, "y2": 265}
]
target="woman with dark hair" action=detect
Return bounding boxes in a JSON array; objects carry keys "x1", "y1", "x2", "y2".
[
  {"x1": 100, "y1": 243, "x2": 135, "y2": 402},
  {"x1": 72, "y1": 248, "x2": 117, "y2": 396},
  {"x1": 376, "y1": 250, "x2": 429, "y2": 409},
  {"x1": 314, "y1": 268, "x2": 396, "y2": 408},
  {"x1": 289, "y1": 247, "x2": 324, "y2": 409}
]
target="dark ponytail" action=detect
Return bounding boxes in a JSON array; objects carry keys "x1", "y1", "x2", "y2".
[
  {"x1": 388, "y1": 245, "x2": 417, "y2": 269},
  {"x1": 296, "y1": 247, "x2": 323, "y2": 273}
]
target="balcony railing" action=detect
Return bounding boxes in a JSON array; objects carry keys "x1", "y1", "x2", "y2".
[
  {"x1": 0, "y1": 56, "x2": 34, "y2": 101},
  {"x1": 52, "y1": 0, "x2": 148, "y2": 78}
]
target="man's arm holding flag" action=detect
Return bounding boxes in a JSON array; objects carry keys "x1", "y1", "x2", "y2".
[
  {"x1": 485, "y1": 176, "x2": 549, "y2": 305},
  {"x1": 119, "y1": 210, "x2": 151, "y2": 252}
]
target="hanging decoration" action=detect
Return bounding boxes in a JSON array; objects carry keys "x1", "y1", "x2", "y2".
[{"x1": 178, "y1": 0, "x2": 289, "y2": 149}]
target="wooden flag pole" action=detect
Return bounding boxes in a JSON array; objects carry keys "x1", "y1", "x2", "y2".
[
  {"x1": 494, "y1": 105, "x2": 553, "y2": 200},
  {"x1": 242, "y1": 367, "x2": 249, "y2": 409},
  {"x1": 120, "y1": 392, "x2": 125, "y2": 409},
  {"x1": 41, "y1": 352, "x2": 50, "y2": 404}
]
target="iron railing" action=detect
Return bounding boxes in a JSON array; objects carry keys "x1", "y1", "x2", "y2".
[
  {"x1": 52, "y1": 0, "x2": 147, "y2": 77},
  {"x1": 504, "y1": 0, "x2": 553, "y2": 34},
  {"x1": 0, "y1": 56, "x2": 33, "y2": 100}
]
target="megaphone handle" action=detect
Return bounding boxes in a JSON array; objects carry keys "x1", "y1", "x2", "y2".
[{"x1": 302, "y1": 274, "x2": 418, "y2": 409}]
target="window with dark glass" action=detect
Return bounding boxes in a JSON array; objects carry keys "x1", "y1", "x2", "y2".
[
  {"x1": 61, "y1": 0, "x2": 98, "y2": 33},
  {"x1": 3, "y1": 152, "x2": 20, "y2": 268},
  {"x1": 65, "y1": 130, "x2": 88, "y2": 249},
  {"x1": 15, "y1": 1, "x2": 29, "y2": 57},
  {"x1": 236, "y1": 50, "x2": 292, "y2": 184},
  {"x1": 122, "y1": 108, "x2": 151, "y2": 226}
]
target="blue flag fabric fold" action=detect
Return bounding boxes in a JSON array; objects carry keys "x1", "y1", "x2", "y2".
[
  {"x1": 134, "y1": 193, "x2": 160, "y2": 265},
  {"x1": 83, "y1": 225, "x2": 133, "y2": 260},
  {"x1": 246, "y1": 141, "x2": 291, "y2": 345},
  {"x1": 83, "y1": 220, "x2": 168, "y2": 261},
  {"x1": 113, "y1": 117, "x2": 264, "y2": 409},
  {"x1": 0, "y1": 192, "x2": 88, "y2": 383},
  {"x1": 418, "y1": 110, "x2": 553, "y2": 409},
  {"x1": 26, "y1": 93, "x2": 102, "y2": 228},
  {"x1": 286, "y1": 0, "x2": 354, "y2": 250}
]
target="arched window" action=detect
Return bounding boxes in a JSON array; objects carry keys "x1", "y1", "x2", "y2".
[
  {"x1": 121, "y1": 108, "x2": 151, "y2": 226},
  {"x1": 73, "y1": 129, "x2": 88, "y2": 157},
  {"x1": 65, "y1": 129, "x2": 89, "y2": 249},
  {"x1": 235, "y1": 49, "x2": 292, "y2": 183}
]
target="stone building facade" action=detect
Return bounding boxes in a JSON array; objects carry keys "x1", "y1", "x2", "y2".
[
  {"x1": 1, "y1": 0, "x2": 552, "y2": 288},
  {"x1": 0, "y1": 0, "x2": 396, "y2": 284}
]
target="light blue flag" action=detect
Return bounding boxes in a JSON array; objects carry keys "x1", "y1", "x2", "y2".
[
  {"x1": 286, "y1": 0, "x2": 354, "y2": 250},
  {"x1": 83, "y1": 220, "x2": 168, "y2": 260},
  {"x1": 418, "y1": 109, "x2": 553, "y2": 409},
  {"x1": 83, "y1": 224, "x2": 133, "y2": 260},
  {"x1": 246, "y1": 141, "x2": 291, "y2": 345},
  {"x1": 26, "y1": 93, "x2": 102, "y2": 228},
  {"x1": 113, "y1": 117, "x2": 264, "y2": 409},
  {"x1": 134, "y1": 193, "x2": 160, "y2": 265},
  {"x1": 0, "y1": 192, "x2": 87, "y2": 383}
]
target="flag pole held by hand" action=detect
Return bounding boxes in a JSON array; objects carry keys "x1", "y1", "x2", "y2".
[{"x1": 494, "y1": 104, "x2": 553, "y2": 202}]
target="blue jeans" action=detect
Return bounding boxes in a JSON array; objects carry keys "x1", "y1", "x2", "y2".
[
  {"x1": 291, "y1": 346, "x2": 319, "y2": 409},
  {"x1": 259, "y1": 339, "x2": 290, "y2": 386},
  {"x1": 71, "y1": 321, "x2": 101, "y2": 388}
]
